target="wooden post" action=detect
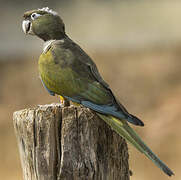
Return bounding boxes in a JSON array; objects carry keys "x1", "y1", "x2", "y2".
[{"x1": 13, "y1": 104, "x2": 130, "y2": 180}]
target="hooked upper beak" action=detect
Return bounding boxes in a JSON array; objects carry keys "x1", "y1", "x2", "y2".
[{"x1": 22, "y1": 20, "x2": 31, "y2": 34}]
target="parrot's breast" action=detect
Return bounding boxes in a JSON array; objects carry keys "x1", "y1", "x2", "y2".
[{"x1": 38, "y1": 50, "x2": 87, "y2": 97}]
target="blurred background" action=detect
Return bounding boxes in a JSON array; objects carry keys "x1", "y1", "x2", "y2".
[{"x1": 0, "y1": 0, "x2": 180, "y2": 179}]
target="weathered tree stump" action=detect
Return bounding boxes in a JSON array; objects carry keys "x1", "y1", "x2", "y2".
[{"x1": 13, "y1": 104, "x2": 130, "y2": 180}]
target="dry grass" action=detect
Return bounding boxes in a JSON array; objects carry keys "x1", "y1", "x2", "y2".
[{"x1": 0, "y1": 46, "x2": 180, "y2": 180}]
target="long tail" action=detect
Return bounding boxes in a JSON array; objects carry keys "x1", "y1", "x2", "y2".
[{"x1": 97, "y1": 113, "x2": 174, "y2": 176}]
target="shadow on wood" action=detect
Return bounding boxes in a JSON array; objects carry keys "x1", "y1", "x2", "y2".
[{"x1": 13, "y1": 104, "x2": 130, "y2": 180}]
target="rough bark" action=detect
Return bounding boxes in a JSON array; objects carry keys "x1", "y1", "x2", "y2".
[{"x1": 13, "y1": 104, "x2": 130, "y2": 180}]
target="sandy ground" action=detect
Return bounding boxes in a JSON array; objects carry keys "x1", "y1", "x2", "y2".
[{"x1": 0, "y1": 46, "x2": 180, "y2": 180}]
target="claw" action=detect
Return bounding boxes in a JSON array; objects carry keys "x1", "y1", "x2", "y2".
[{"x1": 59, "y1": 96, "x2": 70, "y2": 107}]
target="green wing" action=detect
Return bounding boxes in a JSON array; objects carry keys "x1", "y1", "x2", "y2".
[{"x1": 38, "y1": 38, "x2": 143, "y2": 126}]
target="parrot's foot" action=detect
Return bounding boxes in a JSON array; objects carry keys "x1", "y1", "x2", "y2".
[{"x1": 59, "y1": 96, "x2": 70, "y2": 107}]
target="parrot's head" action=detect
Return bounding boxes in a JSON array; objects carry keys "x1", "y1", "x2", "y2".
[{"x1": 22, "y1": 7, "x2": 65, "y2": 41}]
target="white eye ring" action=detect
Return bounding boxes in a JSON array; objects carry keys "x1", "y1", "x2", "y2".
[{"x1": 31, "y1": 13, "x2": 41, "y2": 20}]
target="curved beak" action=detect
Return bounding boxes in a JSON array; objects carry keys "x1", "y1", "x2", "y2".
[{"x1": 22, "y1": 20, "x2": 31, "y2": 34}]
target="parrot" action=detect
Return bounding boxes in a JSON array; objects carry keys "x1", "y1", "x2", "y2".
[{"x1": 22, "y1": 7, "x2": 174, "y2": 176}]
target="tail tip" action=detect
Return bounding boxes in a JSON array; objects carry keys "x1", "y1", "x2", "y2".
[{"x1": 164, "y1": 168, "x2": 174, "y2": 177}]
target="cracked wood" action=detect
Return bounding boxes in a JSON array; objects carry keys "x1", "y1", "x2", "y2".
[{"x1": 13, "y1": 104, "x2": 130, "y2": 180}]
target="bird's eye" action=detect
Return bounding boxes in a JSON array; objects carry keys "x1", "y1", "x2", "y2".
[{"x1": 31, "y1": 13, "x2": 41, "y2": 20}]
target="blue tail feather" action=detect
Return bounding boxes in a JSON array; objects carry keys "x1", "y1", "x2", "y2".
[
  {"x1": 81, "y1": 100, "x2": 144, "y2": 126},
  {"x1": 63, "y1": 96, "x2": 144, "y2": 126}
]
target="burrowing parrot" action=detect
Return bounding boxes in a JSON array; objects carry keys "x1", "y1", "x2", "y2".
[{"x1": 22, "y1": 7, "x2": 174, "y2": 176}]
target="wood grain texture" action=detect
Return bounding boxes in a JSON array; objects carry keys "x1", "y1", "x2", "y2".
[{"x1": 13, "y1": 104, "x2": 130, "y2": 180}]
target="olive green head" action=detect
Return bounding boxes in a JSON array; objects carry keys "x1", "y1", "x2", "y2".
[{"x1": 22, "y1": 7, "x2": 65, "y2": 41}]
